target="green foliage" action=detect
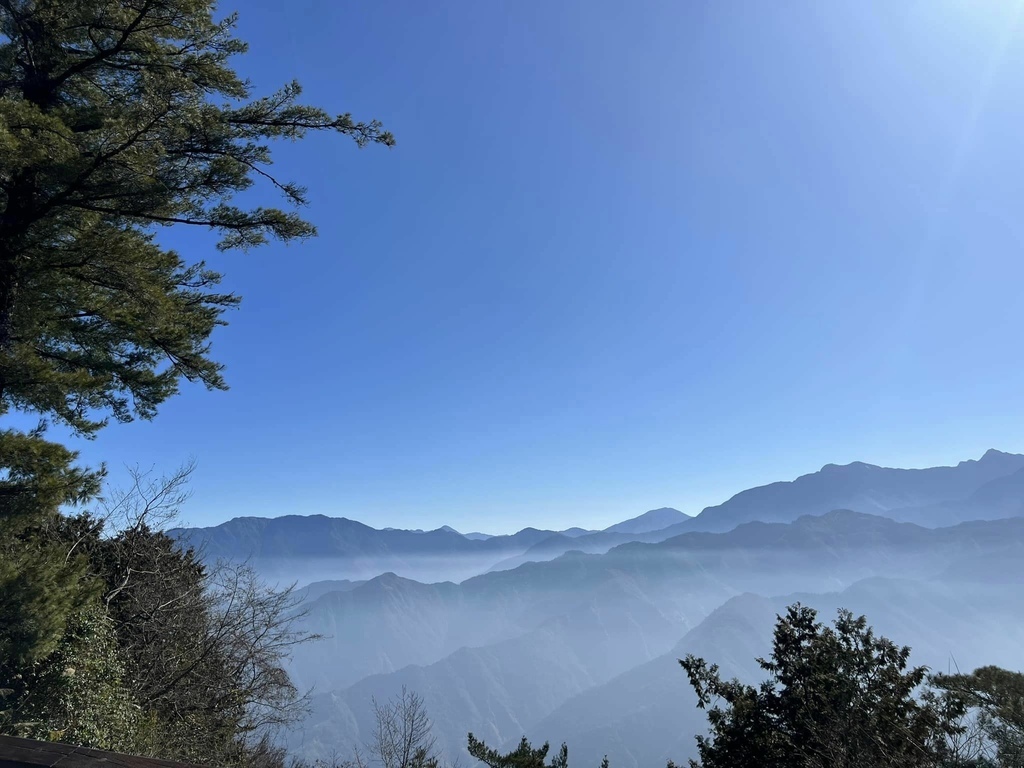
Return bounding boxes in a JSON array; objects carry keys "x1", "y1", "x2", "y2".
[
  {"x1": 0, "y1": 0, "x2": 387, "y2": 762},
  {"x1": 0, "y1": 540, "x2": 97, "y2": 670},
  {"x1": 13, "y1": 608, "x2": 140, "y2": 752},
  {"x1": 932, "y1": 666, "x2": 1024, "y2": 768},
  {"x1": 0, "y1": 0, "x2": 392, "y2": 436},
  {"x1": 0, "y1": 427, "x2": 102, "y2": 521},
  {"x1": 1, "y1": 466, "x2": 314, "y2": 768},
  {"x1": 678, "y1": 604, "x2": 948, "y2": 768},
  {"x1": 467, "y1": 735, "x2": 570, "y2": 768},
  {"x1": 0, "y1": 427, "x2": 102, "y2": 670}
]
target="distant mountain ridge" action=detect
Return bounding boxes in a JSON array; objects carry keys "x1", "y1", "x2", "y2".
[
  {"x1": 268, "y1": 449, "x2": 1024, "y2": 764},
  {"x1": 603, "y1": 507, "x2": 689, "y2": 534},
  {"x1": 678, "y1": 448, "x2": 1024, "y2": 533},
  {"x1": 171, "y1": 449, "x2": 1024, "y2": 584},
  {"x1": 169, "y1": 515, "x2": 568, "y2": 583},
  {"x1": 485, "y1": 450, "x2": 1024, "y2": 572},
  {"x1": 285, "y1": 510, "x2": 1024, "y2": 695},
  {"x1": 530, "y1": 576, "x2": 1024, "y2": 768},
  {"x1": 288, "y1": 511, "x2": 1024, "y2": 763},
  {"x1": 169, "y1": 512, "x2": 666, "y2": 584}
]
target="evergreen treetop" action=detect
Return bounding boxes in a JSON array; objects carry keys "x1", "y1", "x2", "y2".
[{"x1": 0, "y1": 0, "x2": 393, "y2": 436}]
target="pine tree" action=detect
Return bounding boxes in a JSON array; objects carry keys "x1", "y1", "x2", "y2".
[
  {"x1": 0, "y1": 0, "x2": 392, "y2": 437},
  {"x1": 678, "y1": 604, "x2": 948, "y2": 768},
  {"x1": 467, "y1": 735, "x2": 570, "y2": 768},
  {"x1": 0, "y1": 0, "x2": 390, "y2": 745},
  {"x1": 12, "y1": 608, "x2": 141, "y2": 751},
  {"x1": 0, "y1": 427, "x2": 102, "y2": 682},
  {"x1": 931, "y1": 666, "x2": 1024, "y2": 768}
]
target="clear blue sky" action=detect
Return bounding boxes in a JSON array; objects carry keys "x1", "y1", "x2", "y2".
[{"x1": 48, "y1": 0, "x2": 1024, "y2": 533}]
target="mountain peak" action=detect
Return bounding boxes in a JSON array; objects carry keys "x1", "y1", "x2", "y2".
[
  {"x1": 819, "y1": 460, "x2": 874, "y2": 473},
  {"x1": 690, "y1": 449, "x2": 1024, "y2": 533},
  {"x1": 981, "y1": 448, "x2": 1012, "y2": 461},
  {"x1": 604, "y1": 507, "x2": 690, "y2": 535}
]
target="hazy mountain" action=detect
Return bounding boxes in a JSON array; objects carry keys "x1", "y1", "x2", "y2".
[
  {"x1": 169, "y1": 515, "x2": 564, "y2": 584},
  {"x1": 291, "y1": 511, "x2": 1024, "y2": 691},
  {"x1": 381, "y1": 525, "x2": 463, "y2": 534},
  {"x1": 487, "y1": 513, "x2": 693, "y2": 574},
  {"x1": 485, "y1": 534, "x2": 610, "y2": 573},
  {"x1": 887, "y1": 466, "x2": 1024, "y2": 527},
  {"x1": 528, "y1": 592, "x2": 779, "y2": 768},
  {"x1": 288, "y1": 573, "x2": 465, "y2": 691},
  {"x1": 485, "y1": 451, "x2": 1024, "y2": 572},
  {"x1": 173, "y1": 516, "x2": 636, "y2": 585},
  {"x1": 603, "y1": 507, "x2": 689, "y2": 534},
  {"x1": 287, "y1": 531, "x2": 740, "y2": 693},
  {"x1": 531, "y1": 575, "x2": 1024, "y2": 768},
  {"x1": 295, "y1": 579, "x2": 365, "y2": 603},
  {"x1": 171, "y1": 451, "x2": 1024, "y2": 587},
  {"x1": 484, "y1": 527, "x2": 680, "y2": 574},
  {"x1": 291, "y1": 579, "x2": 702, "y2": 762},
  {"x1": 167, "y1": 448, "x2": 1024, "y2": 766},
  {"x1": 649, "y1": 449, "x2": 1024, "y2": 535},
  {"x1": 285, "y1": 512, "x2": 1024, "y2": 763}
]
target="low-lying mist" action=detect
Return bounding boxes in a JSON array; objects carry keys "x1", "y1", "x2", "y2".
[{"x1": 166, "y1": 452, "x2": 1024, "y2": 767}]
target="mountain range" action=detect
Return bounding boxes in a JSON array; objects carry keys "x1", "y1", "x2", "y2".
[
  {"x1": 168, "y1": 449, "x2": 1024, "y2": 766},
  {"x1": 172, "y1": 449, "x2": 1024, "y2": 584},
  {"x1": 287, "y1": 512, "x2": 1024, "y2": 763}
]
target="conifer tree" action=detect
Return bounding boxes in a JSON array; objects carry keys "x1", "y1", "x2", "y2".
[
  {"x1": 467, "y1": 735, "x2": 570, "y2": 768},
  {"x1": 0, "y1": 0, "x2": 392, "y2": 437},
  {"x1": 678, "y1": 604, "x2": 949, "y2": 768},
  {"x1": 0, "y1": 0, "x2": 391, "y2": 739},
  {"x1": 0, "y1": 427, "x2": 102, "y2": 679},
  {"x1": 931, "y1": 666, "x2": 1024, "y2": 767}
]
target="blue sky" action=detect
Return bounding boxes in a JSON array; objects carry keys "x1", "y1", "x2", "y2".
[{"x1": 48, "y1": 0, "x2": 1024, "y2": 533}]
